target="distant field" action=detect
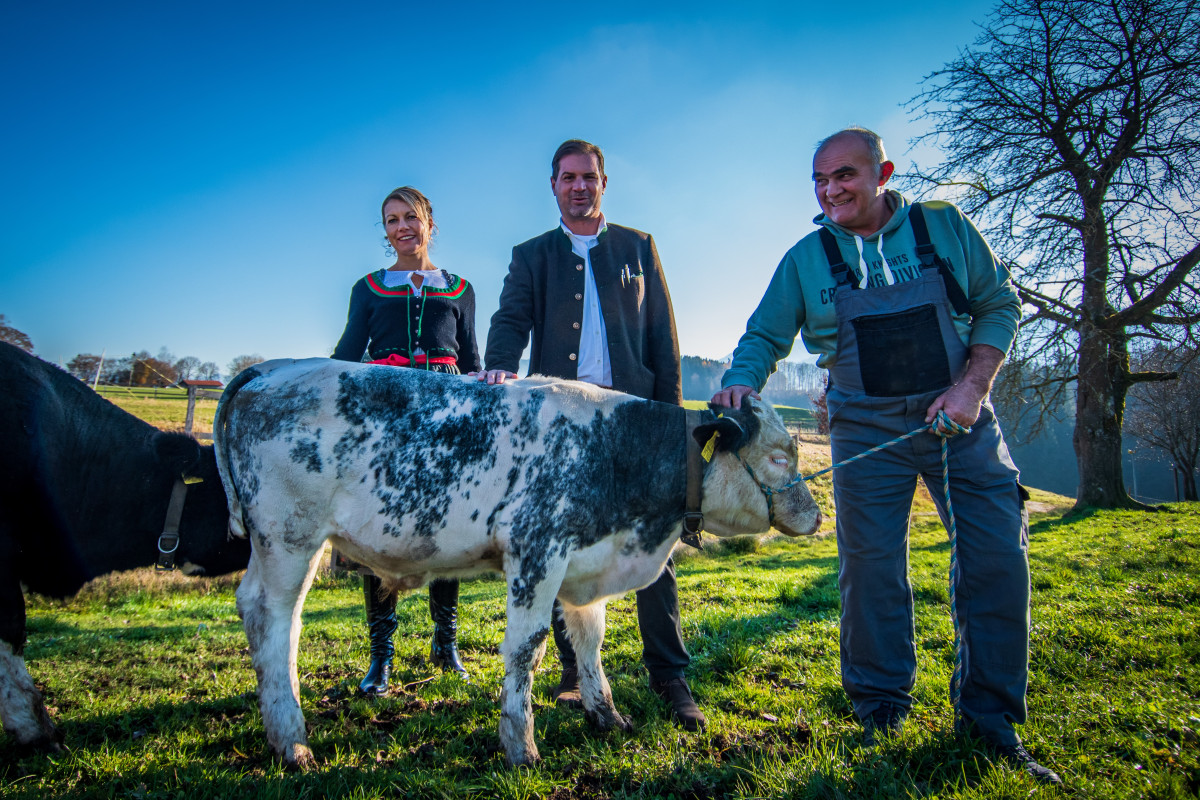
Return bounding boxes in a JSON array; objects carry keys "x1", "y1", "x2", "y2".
[
  {"x1": 682, "y1": 399, "x2": 818, "y2": 432},
  {"x1": 94, "y1": 386, "x2": 191, "y2": 400},
  {"x1": 95, "y1": 386, "x2": 217, "y2": 436}
]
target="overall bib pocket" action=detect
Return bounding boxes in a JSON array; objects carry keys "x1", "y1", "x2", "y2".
[{"x1": 850, "y1": 303, "x2": 951, "y2": 396}]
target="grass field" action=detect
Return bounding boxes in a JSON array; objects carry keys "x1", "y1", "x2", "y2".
[
  {"x1": 6, "y1": 458, "x2": 1199, "y2": 797},
  {"x1": 7, "y1": 393, "x2": 1197, "y2": 797},
  {"x1": 682, "y1": 400, "x2": 818, "y2": 433},
  {"x1": 93, "y1": 387, "x2": 218, "y2": 437}
]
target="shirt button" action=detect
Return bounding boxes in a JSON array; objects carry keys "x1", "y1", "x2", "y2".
[
  {"x1": 569, "y1": 353, "x2": 577, "y2": 361},
  {"x1": 575, "y1": 293, "x2": 583, "y2": 300},
  {"x1": 576, "y1": 264, "x2": 584, "y2": 271},
  {"x1": 572, "y1": 322, "x2": 580, "y2": 329}
]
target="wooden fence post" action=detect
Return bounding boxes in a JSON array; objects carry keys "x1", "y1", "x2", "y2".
[{"x1": 184, "y1": 386, "x2": 197, "y2": 435}]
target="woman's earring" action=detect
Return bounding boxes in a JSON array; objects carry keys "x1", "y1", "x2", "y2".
[{"x1": 382, "y1": 237, "x2": 396, "y2": 257}]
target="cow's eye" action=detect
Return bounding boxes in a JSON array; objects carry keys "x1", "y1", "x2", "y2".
[{"x1": 770, "y1": 454, "x2": 790, "y2": 468}]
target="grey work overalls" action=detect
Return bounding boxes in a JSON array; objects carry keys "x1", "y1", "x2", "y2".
[{"x1": 823, "y1": 206, "x2": 1030, "y2": 746}]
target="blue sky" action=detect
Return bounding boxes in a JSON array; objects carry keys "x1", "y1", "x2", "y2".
[{"x1": 1, "y1": 1, "x2": 997, "y2": 375}]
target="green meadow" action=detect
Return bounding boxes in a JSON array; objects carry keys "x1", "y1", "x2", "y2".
[{"x1": 3, "y1": 395, "x2": 1197, "y2": 798}]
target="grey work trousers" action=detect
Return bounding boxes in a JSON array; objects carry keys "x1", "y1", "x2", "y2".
[{"x1": 830, "y1": 388, "x2": 1029, "y2": 746}]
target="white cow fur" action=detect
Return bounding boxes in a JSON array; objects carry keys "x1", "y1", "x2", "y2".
[
  {"x1": 216, "y1": 359, "x2": 821, "y2": 767},
  {"x1": 0, "y1": 642, "x2": 59, "y2": 750}
]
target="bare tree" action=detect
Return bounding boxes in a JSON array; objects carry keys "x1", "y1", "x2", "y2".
[
  {"x1": 66, "y1": 353, "x2": 104, "y2": 383},
  {"x1": 907, "y1": 0, "x2": 1200, "y2": 510},
  {"x1": 1125, "y1": 345, "x2": 1200, "y2": 500},
  {"x1": 173, "y1": 355, "x2": 202, "y2": 381},
  {"x1": 198, "y1": 361, "x2": 222, "y2": 381},
  {"x1": 228, "y1": 354, "x2": 265, "y2": 379},
  {"x1": 0, "y1": 315, "x2": 34, "y2": 353}
]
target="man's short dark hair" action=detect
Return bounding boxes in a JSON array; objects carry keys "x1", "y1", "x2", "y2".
[
  {"x1": 815, "y1": 127, "x2": 888, "y2": 176},
  {"x1": 552, "y1": 139, "x2": 605, "y2": 180}
]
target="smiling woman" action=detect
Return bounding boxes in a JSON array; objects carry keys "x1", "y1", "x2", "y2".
[{"x1": 328, "y1": 185, "x2": 482, "y2": 699}]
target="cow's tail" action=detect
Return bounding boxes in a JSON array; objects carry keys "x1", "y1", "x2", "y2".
[{"x1": 212, "y1": 363, "x2": 268, "y2": 540}]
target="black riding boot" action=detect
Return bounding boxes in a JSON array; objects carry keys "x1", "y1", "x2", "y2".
[
  {"x1": 428, "y1": 578, "x2": 469, "y2": 680},
  {"x1": 359, "y1": 574, "x2": 398, "y2": 695}
]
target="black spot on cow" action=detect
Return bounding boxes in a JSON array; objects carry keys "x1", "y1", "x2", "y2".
[
  {"x1": 510, "y1": 391, "x2": 545, "y2": 449},
  {"x1": 227, "y1": 377, "x2": 323, "y2": 505},
  {"x1": 509, "y1": 627, "x2": 550, "y2": 697},
  {"x1": 331, "y1": 370, "x2": 514, "y2": 540},
  {"x1": 506, "y1": 399, "x2": 688, "y2": 608},
  {"x1": 290, "y1": 435, "x2": 323, "y2": 473}
]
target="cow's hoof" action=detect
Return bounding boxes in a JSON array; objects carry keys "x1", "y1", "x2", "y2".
[
  {"x1": 585, "y1": 708, "x2": 633, "y2": 733},
  {"x1": 504, "y1": 747, "x2": 541, "y2": 767},
  {"x1": 280, "y1": 743, "x2": 315, "y2": 770},
  {"x1": 15, "y1": 732, "x2": 65, "y2": 757}
]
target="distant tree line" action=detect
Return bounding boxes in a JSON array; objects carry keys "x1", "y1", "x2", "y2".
[
  {"x1": 65, "y1": 349, "x2": 224, "y2": 387},
  {"x1": 681, "y1": 355, "x2": 825, "y2": 408},
  {"x1": 64, "y1": 350, "x2": 267, "y2": 387}
]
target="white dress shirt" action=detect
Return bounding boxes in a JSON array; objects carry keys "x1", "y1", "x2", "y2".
[{"x1": 560, "y1": 217, "x2": 612, "y2": 387}]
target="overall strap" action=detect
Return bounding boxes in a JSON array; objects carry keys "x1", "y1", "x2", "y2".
[
  {"x1": 909, "y1": 203, "x2": 970, "y2": 315},
  {"x1": 819, "y1": 228, "x2": 860, "y2": 289}
]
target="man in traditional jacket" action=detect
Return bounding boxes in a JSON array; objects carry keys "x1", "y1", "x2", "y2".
[{"x1": 475, "y1": 139, "x2": 703, "y2": 731}]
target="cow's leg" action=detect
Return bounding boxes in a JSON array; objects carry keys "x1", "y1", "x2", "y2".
[
  {"x1": 0, "y1": 569, "x2": 61, "y2": 752},
  {"x1": 236, "y1": 542, "x2": 324, "y2": 768},
  {"x1": 560, "y1": 601, "x2": 631, "y2": 733},
  {"x1": 497, "y1": 562, "x2": 564, "y2": 767}
]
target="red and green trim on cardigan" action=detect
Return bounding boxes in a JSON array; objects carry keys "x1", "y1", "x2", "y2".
[{"x1": 364, "y1": 270, "x2": 470, "y2": 299}]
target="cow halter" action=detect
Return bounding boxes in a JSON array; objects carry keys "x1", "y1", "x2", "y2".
[
  {"x1": 681, "y1": 409, "x2": 706, "y2": 548},
  {"x1": 156, "y1": 473, "x2": 204, "y2": 570},
  {"x1": 736, "y1": 456, "x2": 807, "y2": 530}
]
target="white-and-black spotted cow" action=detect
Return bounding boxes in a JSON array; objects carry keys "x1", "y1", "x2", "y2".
[{"x1": 213, "y1": 357, "x2": 821, "y2": 767}]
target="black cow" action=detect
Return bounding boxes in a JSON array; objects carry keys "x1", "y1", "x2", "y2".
[{"x1": 0, "y1": 342, "x2": 250, "y2": 751}]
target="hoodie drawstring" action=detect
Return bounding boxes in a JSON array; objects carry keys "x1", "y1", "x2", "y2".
[{"x1": 852, "y1": 231, "x2": 894, "y2": 288}]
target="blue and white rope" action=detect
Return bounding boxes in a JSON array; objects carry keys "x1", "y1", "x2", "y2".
[
  {"x1": 929, "y1": 414, "x2": 970, "y2": 712},
  {"x1": 739, "y1": 409, "x2": 971, "y2": 714}
]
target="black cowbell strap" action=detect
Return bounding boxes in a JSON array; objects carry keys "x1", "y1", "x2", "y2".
[{"x1": 908, "y1": 204, "x2": 970, "y2": 316}]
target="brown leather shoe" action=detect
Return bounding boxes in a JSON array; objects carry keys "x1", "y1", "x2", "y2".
[
  {"x1": 551, "y1": 667, "x2": 583, "y2": 708},
  {"x1": 651, "y1": 677, "x2": 707, "y2": 731}
]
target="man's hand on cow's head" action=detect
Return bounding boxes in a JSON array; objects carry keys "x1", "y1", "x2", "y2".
[
  {"x1": 469, "y1": 369, "x2": 520, "y2": 385},
  {"x1": 710, "y1": 384, "x2": 759, "y2": 409}
]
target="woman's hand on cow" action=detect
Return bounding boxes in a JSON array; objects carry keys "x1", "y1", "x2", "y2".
[
  {"x1": 469, "y1": 369, "x2": 519, "y2": 385},
  {"x1": 710, "y1": 384, "x2": 759, "y2": 409}
]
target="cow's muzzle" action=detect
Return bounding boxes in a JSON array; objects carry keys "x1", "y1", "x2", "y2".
[{"x1": 737, "y1": 456, "x2": 821, "y2": 537}]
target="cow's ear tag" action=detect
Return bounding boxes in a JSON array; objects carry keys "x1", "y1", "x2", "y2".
[
  {"x1": 183, "y1": 474, "x2": 204, "y2": 485},
  {"x1": 701, "y1": 432, "x2": 718, "y2": 462}
]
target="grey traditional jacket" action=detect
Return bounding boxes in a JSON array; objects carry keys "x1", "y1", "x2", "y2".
[{"x1": 485, "y1": 223, "x2": 682, "y2": 404}]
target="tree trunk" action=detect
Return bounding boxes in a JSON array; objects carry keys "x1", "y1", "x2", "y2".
[
  {"x1": 1180, "y1": 456, "x2": 1199, "y2": 502},
  {"x1": 1072, "y1": 205, "x2": 1145, "y2": 511},
  {"x1": 1073, "y1": 326, "x2": 1140, "y2": 509}
]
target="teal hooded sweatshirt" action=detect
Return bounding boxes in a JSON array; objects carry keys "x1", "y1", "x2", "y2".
[{"x1": 721, "y1": 191, "x2": 1021, "y2": 392}]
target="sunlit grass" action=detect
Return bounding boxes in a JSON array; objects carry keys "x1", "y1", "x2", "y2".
[{"x1": 7, "y1": 495, "x2": 1200, "y2": 798}]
